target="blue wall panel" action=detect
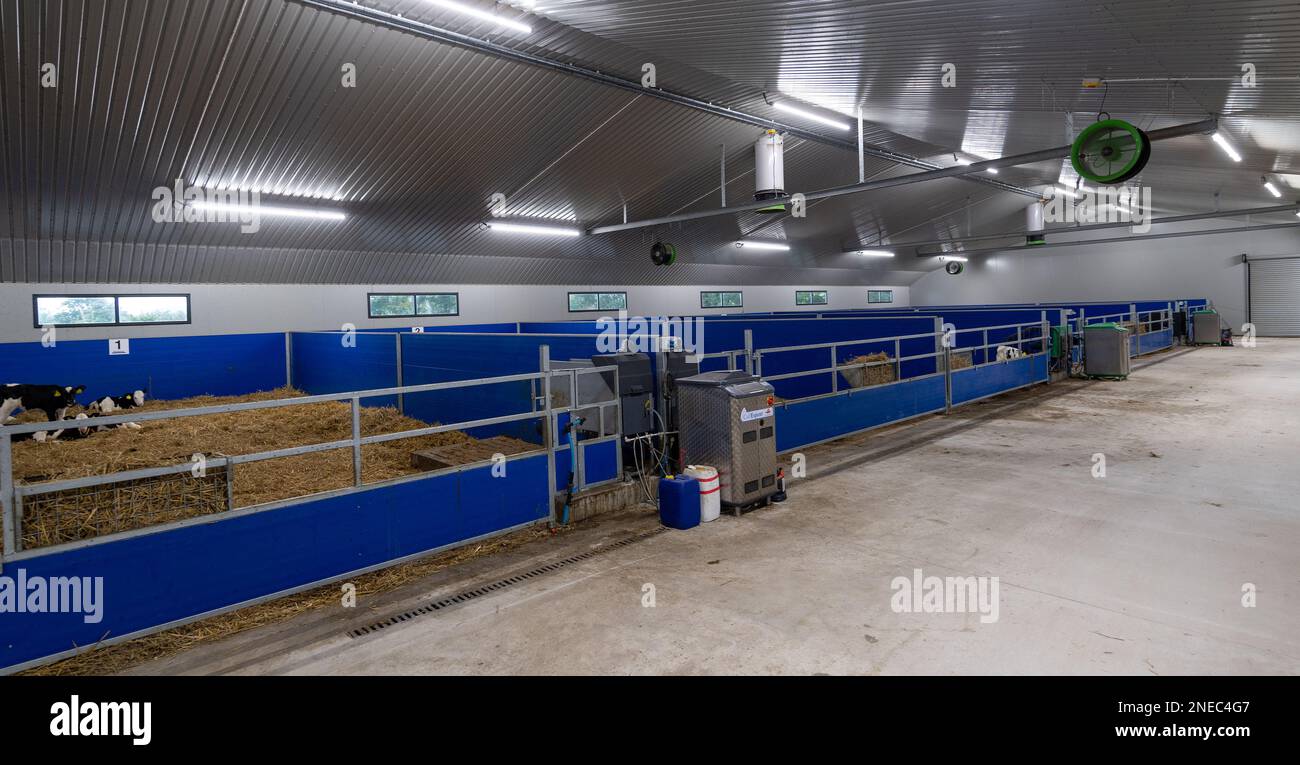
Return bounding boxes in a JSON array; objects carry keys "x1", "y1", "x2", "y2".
[
  {"x1": 0, "y1": 333, "x2": 286, "y2": 403},
  {"x1": 581, "y1": 439, "x2": 618, "y2": 484},
  {"x1": 0, "y1": 456, "x2": 549, "y2": 672},
  {"x1": 400, "y1": 333, "x2": 601, "y2": 441},
  {"x1": 1137, "y1": 329, "x2": 1173, "y2": 355},
  {"x1": 357, "y1": 323, "x2": 519, "y2": 334},
  {"x1": 290, "y1": 332, "x2": 398, "y2": 408},
  {"x1": 774, "y1": 375, "x2": 947, "y2": 452},
  {"x1": 951, "y1": 354, "x2": 1047, "y2": 406}
]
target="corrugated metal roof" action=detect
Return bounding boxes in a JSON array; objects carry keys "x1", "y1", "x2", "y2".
[{"x1": 2, "y1": 0, "x2": 1297, "y2": 285}]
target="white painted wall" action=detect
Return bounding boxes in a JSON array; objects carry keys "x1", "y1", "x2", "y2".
[
  {"x1": 0, "y1": 282, "x2": 910, "y2": 343},
  {"x1": 910, "y1": 220, "x2": 1300, "y2": 331}
]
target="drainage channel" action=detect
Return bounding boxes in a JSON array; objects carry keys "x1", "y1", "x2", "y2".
[{"x1": 347, "y1": 526, "x2": 668, "y2": 639}]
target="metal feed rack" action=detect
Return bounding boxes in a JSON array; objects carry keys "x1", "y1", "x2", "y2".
[
  {"x1": 751, "y1": 317, "x2": 1049, "y2": 397},
  {"x1": 694, "y1": 317, "x2": 1052, "y2": 453},
  {"x1": 0, "y1": 346, "x2": 620, "y2": 560},
  {"x1": 1074, "y1": 305, "x2": 1175, "y2": 358}
]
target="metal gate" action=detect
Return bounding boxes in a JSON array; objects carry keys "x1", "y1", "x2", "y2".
[{"x1": 1248, "y1": 256, "x2": 1300, "y2": 337}]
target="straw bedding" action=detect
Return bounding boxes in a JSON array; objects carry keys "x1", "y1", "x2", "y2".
[
  {"x1": 839, "y1": 352, "x2": 896, "y2": 388},
  {"x1": 11, "y1": 387, "x2": 536, "y2": 548},
  {"x1": 949, "y1": 350, "x2": 974, "y2": 370}
]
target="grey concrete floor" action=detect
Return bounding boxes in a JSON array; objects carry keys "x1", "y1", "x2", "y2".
[{"x1": 130, "y1": 339, "x2": 1300, "y2": 675}]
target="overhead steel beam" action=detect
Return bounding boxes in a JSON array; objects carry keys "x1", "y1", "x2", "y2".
[
  {"x1": 907, "y1": 202, "x2": 1299, "y2": 251},
  {"x1": 916, "y1": 220, "x2": 1300, "y2": 259},
  {"x1": 588, "y1": 118, "x2": 1219, "y2": 235},
  {"x1": 297, "y1": 0, "x2": 1040, "y2": 198}
]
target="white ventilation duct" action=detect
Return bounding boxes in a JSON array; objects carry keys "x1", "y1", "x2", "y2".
[
  {"x1": 1026, "y1": 200, "x2": 1045, "y2": 245},
  {"x1": 754, "y1": 129, "x2": 786, "y2": 202}
]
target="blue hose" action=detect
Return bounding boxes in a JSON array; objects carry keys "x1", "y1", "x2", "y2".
[{"x1": 561, "y1": 416, "x2": 584, "y2": 525}]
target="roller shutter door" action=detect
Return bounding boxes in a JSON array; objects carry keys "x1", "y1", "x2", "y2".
[{"x1": 1249, "y1": 257, "x2": 1300, "y2": 336}]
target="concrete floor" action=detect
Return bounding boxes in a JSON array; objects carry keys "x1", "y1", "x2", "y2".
[{"x1": 130, "y1": 339, "x2": 1300, "y2": 675}]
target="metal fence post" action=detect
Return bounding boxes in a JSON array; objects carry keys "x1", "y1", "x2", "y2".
[
  {"x1": 893, "y1": 338, "x2": 901, "y2": 380},
  {"x1": 541, "y1": 346, "x2": 557, "y2": 525},
  {"x1": 943, "y1": 346, "x2": 953, "y2": 414},
  {"x1": 1041, "y1": 318, "x2": 1050, "y2": 380},
  {"x1": 743, "y1": 329, "x2": 754, "y2": 375},
  {"x1": 1, "y1": 433, "x2": 14, "y2": 556},
  {"x1": 224, "y1": 458, "x2": 236, "y2": 513},
  {"x1": 284, "y1": 332, "x2": 294, "y2": 390},
  {"x1": 350, "y1": 396, "x2": 362, "y2": 487},
  {"x1": 830, "y1": 344, "x2": 838, "y2": 393},
  {"x1": 395, "y1": 334, "x2": 405, "y2": 415}
]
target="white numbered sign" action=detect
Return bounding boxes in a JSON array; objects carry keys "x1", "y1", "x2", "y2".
[
  {"x1": 109, "y1": 338, "x2": 130, "y2": 355},
  {"x1": 411, "y1": 326, "x2": 425, "y2": 333}
]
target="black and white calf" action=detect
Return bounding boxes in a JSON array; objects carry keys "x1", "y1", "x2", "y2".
[
  {"x1": 87, "y1": 390, "x2": 146, "y2": 414},
  {"x1": 85, "y1": 390, "x2": 146, "y2": 431},
  {"x1": 14, "y1": 413, "x2": 94, "y2": 443},
  {"x1": 1, "y1": 383, "x2": 86, "y2": 423}
]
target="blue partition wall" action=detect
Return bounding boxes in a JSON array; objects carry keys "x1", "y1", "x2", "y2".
[
  {"x1": 0, "y1": 456, "x2": 550, "y2": 672},
  {"x1": 290, "y1": 331, "x2": 399, "y2": 408},
  {"x1": 400, "y1": 332, "x2": 604, "y2": 442},
  {"x1": 0, "y1": 332, "x2": 286, "y2": 401},
  {"x1": 951, "y1": 354, "x2": 1049, "y2": 406},
  {"x1": 775, "y1": 375, "x2": 947, "y2": 452}
]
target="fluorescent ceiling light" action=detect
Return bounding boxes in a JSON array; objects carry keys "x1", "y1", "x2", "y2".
[
  {"x1": 773, "y1": 101, "x2": 851, "y2": 131},
  {"x1": 187, "y1": 200, "x2": 346, "y2": 221},
  {"x1": 201, "y1": 183, "x2": 344, "y2": 202},
  {"x1": 851, "y1": 249, "x2": 894, "y2": 257},
  {"x1": 424, "y1": 0, "x2": 532, "y2": 35},
  {"x1": 488, "y1": 222, "x2": 580, "y2": 237},
  {"x1": 1211, "y1": 132, "x2": 1242, "y2": 162},
  {"x1": 1055, "y1": 184, "x2": 1080, "y2": 199},
  {"x1": 736, "y1": 240, "x2": 790, "y2": 251},
  {"x1": 939, "y1": 255, "x2": 969, "y2": 262},
  {"x1": 1264, "y1": 181, "x2": 1282, "y2": 198}
]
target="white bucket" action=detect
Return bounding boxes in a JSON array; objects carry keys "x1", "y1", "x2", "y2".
[{"x1": 685, "y1": 465, "x2": 721, "y2": 522}]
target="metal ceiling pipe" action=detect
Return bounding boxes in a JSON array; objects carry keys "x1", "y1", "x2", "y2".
[
  {"x1": 905, "y1": 203, "x2": 1300, "y2": 250},
  {"x1": 917, "y1": 220, "x2": 1300, "y2": 259},
  {"x1": 296, "y1": 0, "x2": 1040, "y2": 199},
  {"x1": 588, "y1": 118, "x2": 1219, "y2": 235}
]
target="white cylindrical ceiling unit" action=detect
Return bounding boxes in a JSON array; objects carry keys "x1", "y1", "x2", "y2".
[
  {"x1": 1026, "y1": 201, "x2": 1045, "y2": 245},
  {"x1": 754, "y1": 129, "x2": 786, "y2": 202}
]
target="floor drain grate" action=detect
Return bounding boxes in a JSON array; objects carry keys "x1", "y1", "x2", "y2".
[{"x1": 346, "y1": 526, "x2": 667, "y2": 639}]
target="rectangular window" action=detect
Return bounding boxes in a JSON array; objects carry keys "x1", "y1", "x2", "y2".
[
  {"x1": 33, "y1": 294, "x2": 190, "y2": 327},
  {"x1": 569, "y1": 291, "x2": 627, "y2": 312},
  {"x1": 795, "y1": 290, "x2": 828, "y2": 306},
  {"x1": 415, "y1": 293, "x2": 459, "y2": 316},
  {"x1": 118, "y1": 295, "x2": 191, "y2": 323},
  {"x1": 868, "y1": 290, "x2": 894, "y2": 304},
  {"x1": 700, "y1": 291, "x2": 743, "y2": 309},
  {"x1": 368, "y1": 293, "x2": 459, "y2": 318}
]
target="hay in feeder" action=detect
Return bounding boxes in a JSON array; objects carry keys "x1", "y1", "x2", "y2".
[
  {"x1": 839, "y1": 352, "x2": 896, "y2": 389},
  {"x1": 11, "y1": 387, "x2": 537, "y2": 548},
  {"x1": 949, "y1": 350, "x2": 973, "y2": 370}
]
